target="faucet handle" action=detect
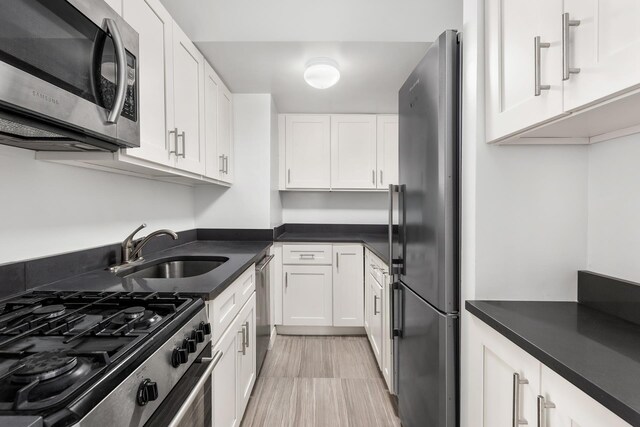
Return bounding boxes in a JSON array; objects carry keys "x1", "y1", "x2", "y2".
[{"x1": 123, "y1": 223, "x2": 147, "y2": 246}]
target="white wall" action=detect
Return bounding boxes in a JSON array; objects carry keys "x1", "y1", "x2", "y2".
[
  {"x1": 587, "y1": 133, "x2": 640, "y2": 283},
  {"x1": 0, "y1": 145, "x2": 195, "y2": 264},
  {"x1": 280, "y1": 192, "x2": 389, "y2": 224},
  {"x1": 460, "y1": 2, "x2": 588, "y2": 304},
  {"x1": 195, "y1": 94, "x2": 281, "y2": 229}
]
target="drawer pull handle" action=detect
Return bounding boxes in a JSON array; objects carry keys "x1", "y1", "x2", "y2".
[{"x1": 299, "y1": 254, "x2": 316, "y2": 259}]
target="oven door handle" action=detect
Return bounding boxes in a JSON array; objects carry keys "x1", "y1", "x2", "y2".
[
  {"x1": 256, "y1": 254, "x2": 275, "y2": 273},
  {"x1": 105, "y1": 18, "x2": 128, "y2": 124},
  {"x1": 167, "y1": 350, "x2": 223, "y2": 427}
]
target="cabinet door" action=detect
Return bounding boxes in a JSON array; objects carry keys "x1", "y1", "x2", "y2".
[
  {"x1": 121, "y1": 0, "x2": 173, "y2": 166},
  {"x1": 172, "y1": 23, "x2": 205, "y2": 174},
  {"x1": 485, "y1": 0, "x2": 565, "y2": 143},
  {"x1": 541, "y1": 365, "x2": 631, "y2": 427},
  {"x1": 204, "y1": 62, "x2": 221, "y2": 180},
  {"x1": 236, "y1": 294, "x2": 256, "y2": 419},
  {"x1": 477, "y1": 321, "x2": 540, "y2": 427},
  {"x1": 376, "y1": 115, "x2": 399, "y2": 188},
  {"x1": 332, "y1": 245, "x2": 364, "y2": 327},
  {"x1": 218, "y1": 82, "x2": 234, "y2": 183},
  {"x1": 369, "y1": 277, "x2": 383, "y2": 367},
  {"x1": 364, "y1": 263, "x2": 372, "y2": 334},
  {"x1": 282, "y1": 265, "x2": 332, "y2": 326},
  {"x1": 212, "y1": 318, "x2": 240, "y2": 427},
  {"x1": 563, "y1": 0, "x2": 640, "y2": 111},
  {"x1": 331, "y1": 115, "x2": 377, "y2": 189},
  {"x1": 284, "y1": 115, "x2": 331, "y2": 189}
]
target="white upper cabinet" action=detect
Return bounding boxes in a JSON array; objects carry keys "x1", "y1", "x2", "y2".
[
  {"x1": 331, "y1": 115, "x2": 377, "y2": 189},
  {"x1": 563, "y1": 0, "x2": 640, "y2": 111},
  {"x1": 218, "y1": 83, "x2": 234, "y2": 183},
  {"x1": 171, "y1": 23, "x2": 205, "y2": 174},
  {"x1": 204, "y1": 62, "x2": 221, "y2": 180},
  {"x1": 121, "y1": 0, "x2": 173, "y2": 167},
  {"x1": 485, "y1": 0, "x2": 565, "y2": 143},
  {"x1": 203, "y1": 61, "x2": 234, "y2": 183},
  {"x1": 332, "y1": 245, "x2": 364, "y2": 327},
  {"x1": 285, "y1": 115, "x2": 331, "y2": 189},
  {"x1": 376, "y1": 115, "x2": 399, "y2": 188}
]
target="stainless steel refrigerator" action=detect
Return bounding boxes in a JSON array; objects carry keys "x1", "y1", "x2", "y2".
[{"x1": 389, "y1": 29, "x2": 460, "y2": 427}]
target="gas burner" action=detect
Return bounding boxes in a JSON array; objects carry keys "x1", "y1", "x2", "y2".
[
  {"x1": 33, "y1": 304, "x2": 66, "y2": 319},
  {"x1": 123, "y1": 306, "x2": 145, "y2": 320},
  {"x1": 11, "y1": 352, "x2": 78, "y2": 384},
  {"x1": 111, "y1": 308, "x2": 162, "y2": 331}
]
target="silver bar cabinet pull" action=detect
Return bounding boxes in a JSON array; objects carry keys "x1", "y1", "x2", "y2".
[
  {"x1": 336, "y1": 253, "x2": 339, "y2": 269},
  {"x1": 238, "y1": 325, "x2": 246, "y2": 355},
  {"x1": 287, "y1": 168, "x2": 291, "y2": 183},
  {"x1": 224, "y1": 155, "x2": 229, "y2": 174},
  {"x1": 537, "y1": 395, "x2": 556, "y2": 427},
  {"x1": 534, "y1": 36, "x2": 551, "y2": 96},
  {"x1": 373, "y1": 295, "x2": 379, "y2": 315},
  {"x1": 219, "y1": 154, "x2": 225, "y2": 173},
  {"x1": 372, "y1": 170, "x2": 375, "y2": 185},
  {"x1": 562, "y1": 12, "x2": 581, "y2": 80},
  {"x1": 285, "y1": 272, "x2": 288, "y2": 288},
  {"x1": 244, "y1": 321, "x2": 250, "y2": 348},
  {"x1": 169, "y1": 128, "x2": 178, "y2": 155},
  {"x1": 380, "y1": 170, "x2": 383, "y2": 185},
  {"x1": 178, "y1": 131, "x2": 186, "y2": 158},
  {"x1": 513, "y1": 373, "x2": 530, "y2": 426}
]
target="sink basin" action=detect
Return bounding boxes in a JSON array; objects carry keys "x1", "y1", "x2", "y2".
[{"x1": 118, "y1": 257, "x2": 228, "y2": 279}]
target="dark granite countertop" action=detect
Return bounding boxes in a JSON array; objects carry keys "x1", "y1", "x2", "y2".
[
  {"x1": 466, "y1": 300, "x2": 640, "y2": 426},
  {"x1": 39, "y1": 240, "x2": 272, "y2": 300},
  {"x1": 276, "y1": 231, "x2": 394, "y2": 265}
]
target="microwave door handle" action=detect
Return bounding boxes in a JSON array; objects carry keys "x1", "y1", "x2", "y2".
[{"x1": 105, "y1": 18, "x2": 127, "y2": 124}]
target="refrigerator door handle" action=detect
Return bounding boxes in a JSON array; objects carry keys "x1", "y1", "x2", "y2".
[
  {"x1": 398, "y1": 184, "x2": 407, "y2": 276},
  {"x1": 392, "y1": 282, "x2": 403, "y2": 338}
]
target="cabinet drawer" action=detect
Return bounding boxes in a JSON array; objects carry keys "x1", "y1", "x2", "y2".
[
  {"x1": 283, "y1": 244, "x2": 332, "y2": 265},
  {"x1": 208, "y1": 264, "x2": 255, "y2": 344}
]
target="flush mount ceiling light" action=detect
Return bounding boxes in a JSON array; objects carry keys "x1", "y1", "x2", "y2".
[{"x1": 304, "y1": 58, "x2": 340, "y2": 89}]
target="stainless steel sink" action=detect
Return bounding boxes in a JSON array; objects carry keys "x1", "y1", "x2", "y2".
[{"x1": 118, "y1": 257, "x2": 228, "y2": 279}]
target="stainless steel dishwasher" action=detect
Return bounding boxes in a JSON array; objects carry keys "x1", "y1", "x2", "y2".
[{"x1": 255, "y1": 253, "x2": 274, "y2": 375}]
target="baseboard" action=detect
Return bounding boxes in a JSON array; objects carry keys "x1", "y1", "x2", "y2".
[{"x1": 276, "y1": 325, "x2": 366, "y2": 336}]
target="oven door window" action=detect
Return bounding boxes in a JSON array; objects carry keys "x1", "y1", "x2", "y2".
[{"x1": 0, "y1": 0, "x2": 136, "y2": 121}]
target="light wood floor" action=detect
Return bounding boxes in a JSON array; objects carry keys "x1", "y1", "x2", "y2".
[{"x1": 240, "y1": 336, "x2": 401, "y2": 427}]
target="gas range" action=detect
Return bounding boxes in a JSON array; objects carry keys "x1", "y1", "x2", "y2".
[{"x1": 0, "y1": 290, "x2": 211, "y2": 427}]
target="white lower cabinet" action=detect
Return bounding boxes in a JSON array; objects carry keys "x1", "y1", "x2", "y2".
[
  {"x1": 333, "y1": 245, "x2": 364, "y2": 327},
  {"x1": 366, "y1": 273, "x2": 383, "y2": 367},
  {"x1": 468, "y1": 315, "x2": 631, "y2": 427},
  {"x1": 236, "y1": 293, "x2": 256, "y2": 418},
  {"x1": 212, "y1": 316, "x2": 240, "y2": 427},
  {"x1": 365, "y1": 249, "x2": 392, "y2": 387},
  {"x1": 282, "y1": 264, "x2": 333, "y2": 326},
  {"x1": 209, "y1": 266, "x2": 257, "y2": 427}
]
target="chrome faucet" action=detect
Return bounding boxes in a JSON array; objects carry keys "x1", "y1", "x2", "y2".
[{"x1": 121, "y1": 223, "x2": 179, "y2": 265}]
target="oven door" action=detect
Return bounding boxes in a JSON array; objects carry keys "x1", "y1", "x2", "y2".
[
  {"x1": 145, "y1": 343, "x2": 222, "y2": 427},
  {"x1": 0, "y1": 0, "x2": 139, "y2": 147}
]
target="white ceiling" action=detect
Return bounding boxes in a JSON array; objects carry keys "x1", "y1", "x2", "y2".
[
  {"x1": 197, "y1": 41, "x2": 430, "y2": 113},
  {"x1": 160, "y1": 0, "x2": 461, "y2": 112}
]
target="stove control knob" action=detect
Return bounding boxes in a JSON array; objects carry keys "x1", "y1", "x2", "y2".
[
  {"x1": 193, "y1": 329, "x2": 205, "y2": 343},
  {"x1": 183, "y1": 338, "x2": 197, "y2": 354},
  {"x1": 200, "y1": 321, "x2": 212, "y2": 335},
  {"x1": 137, "y1": 379, "x2": 159, "y2": 406},
  {"x1": 171, "y1": 347, "x2": 188, "y2": 367}
]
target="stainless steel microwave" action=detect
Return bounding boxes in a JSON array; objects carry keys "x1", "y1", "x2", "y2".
[{"x1": 0, "y1": 0, "x2": 140, "y2": 152}]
